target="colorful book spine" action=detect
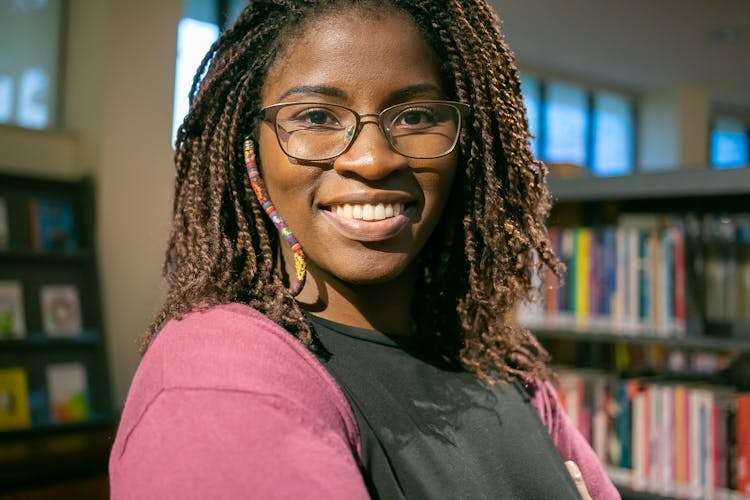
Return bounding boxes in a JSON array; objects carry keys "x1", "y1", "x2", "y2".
[
  {"x1": 737, "y1": 393, "x2": 750, "y2": 494},
  {"x1": 575, "y1": 227, "x2": 591, "y2": 325}
]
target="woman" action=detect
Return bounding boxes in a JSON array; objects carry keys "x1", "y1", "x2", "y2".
[{"x1": 109, "y1": 0, "x2": 619, "y2": 498}]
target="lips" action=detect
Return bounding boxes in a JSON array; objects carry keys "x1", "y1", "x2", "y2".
[{"x1": 320, "y1": 198, "x2": 415, "y2": 242}]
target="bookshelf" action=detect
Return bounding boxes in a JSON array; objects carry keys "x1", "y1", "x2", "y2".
[
  {"x1": 535, "y1": 167, "x2": 750, "y2": 500},
  {"x1": 0, "y1": 172, "x2": 114, "y2": 491}
]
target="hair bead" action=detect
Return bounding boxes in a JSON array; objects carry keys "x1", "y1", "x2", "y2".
[{"x1": 244, "y1": 139, "x2": 307, "y2": 296}]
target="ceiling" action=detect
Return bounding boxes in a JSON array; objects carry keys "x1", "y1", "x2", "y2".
[{"x1": 490, "y1": 0, "x2": 750, "y2": 114}]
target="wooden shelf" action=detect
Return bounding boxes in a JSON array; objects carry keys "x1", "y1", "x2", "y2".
[
  {"x1": 0, "y1": 250, "x2": 91, "y2": 265},
  {"x1": 608, "y1": 467, "x2": 748, "y2": 500},
  {"x1": 0, "y1": 422, "x2": 115, "y2": 491},
  {"x1": 549, "y1": 168, "x2": 750, "y2": 202},
  {"x1": 0, "y1": 331, "x2": 100, "y2": 350},
  {"x1": 0, "y1": 414, "x2": 115, "y2": 440},
  {"x1": 531, "y1": 326, "x2": 750, "y2": 352}
]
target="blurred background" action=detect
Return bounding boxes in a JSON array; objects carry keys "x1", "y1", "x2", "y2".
[{"x1": 0, "y1": 0, "x2": 748, "y2": 498}]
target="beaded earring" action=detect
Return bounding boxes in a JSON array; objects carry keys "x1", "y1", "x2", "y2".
[{"x1": 244, "y1": 138, "x2": 307, "y2": 296}]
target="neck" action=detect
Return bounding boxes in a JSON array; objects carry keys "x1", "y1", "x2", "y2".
[{"x1": 294, "y1": 262, "x2": 418, "y2": 336}]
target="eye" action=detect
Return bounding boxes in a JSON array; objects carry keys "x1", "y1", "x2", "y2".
[
  {"x1": 392, "y1": 107, "x2": 439, "y2": 129},
  {"x1": 306, "y1": 110, "x2": 334, "y2": 125},
  {"x1": 290, "y1": 106, "x2": 344, "y2": 128}
]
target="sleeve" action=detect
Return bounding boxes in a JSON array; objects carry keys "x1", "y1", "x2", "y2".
[
  {"x1": 530, "y1": 380, "x2": 622, "y2": 500},
  {"x1": 109, "y1": 388, "x2": 370, "y2": 500}
]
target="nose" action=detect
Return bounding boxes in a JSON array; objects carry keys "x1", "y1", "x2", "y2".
[{"x1": 333, "y1": 120, "x2": 408, "y2": 180}]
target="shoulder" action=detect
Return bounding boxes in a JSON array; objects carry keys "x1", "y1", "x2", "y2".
[
  {"x1": 524, "y1": 378, "x2": 562, "y2": 435},
  {"x1": 112, "y1": 303, "x2": 359, "y2": 457}
]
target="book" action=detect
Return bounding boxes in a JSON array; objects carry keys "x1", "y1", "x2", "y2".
[
  {"x1": 39, "y1": 285, "x2": 82, "y2": 337},
  {"x1": 0, "y1": 197, "x2": 8, "y2": 250},
  {"x1": 46, "y1": 362, "x2": 89, "y2": 424},
  {"x1": 29, "y1": 197, "x2": 77, "y2": 252},
  {"x1": 0, "y1": 367, "x2": 32, "y2": 430},
  {"x1": 737, "y1": 393, "x2": 750, "y2": 495},
  {"x1": 0, "y1": 280, "x2": 25, "y2": 339},
  {"x1": 575, "y1": 227, "x2": 591, "y2": 326}
]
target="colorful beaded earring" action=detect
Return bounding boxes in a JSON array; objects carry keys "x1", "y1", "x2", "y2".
[{"x1": 244, "y1": 138, "x2": 307, "y2": 296}]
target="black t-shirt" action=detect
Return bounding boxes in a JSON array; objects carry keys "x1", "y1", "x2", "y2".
[{"x1": 309, "y1": 314, "x2": 581, "y2": 500}]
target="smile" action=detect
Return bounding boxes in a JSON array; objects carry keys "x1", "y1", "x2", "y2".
[
  {"x1": 321, "y1": 202, "x2": 413, "y2": 242},
  {"x1": 329, "y1": 202, "x2": 406, "y2": 221}
]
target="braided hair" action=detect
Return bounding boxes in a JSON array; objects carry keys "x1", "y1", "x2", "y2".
[{"x1": 143, "y1": 0, "x2": 562, "y2": 383}]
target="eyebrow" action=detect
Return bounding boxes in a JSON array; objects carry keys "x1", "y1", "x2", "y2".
[
  {"x1": 388, "y1": 84, "x2": 445, "y2": 102},
  {"x1": 277, "y1": 85, "x2": 347, "y2": 101},
  {"x1": 276, "y1": 83, "x2": 445, "y2": 102}
]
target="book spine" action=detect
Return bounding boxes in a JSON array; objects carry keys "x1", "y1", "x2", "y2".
[
  {"x1": 575, "y1": 227, "x2": 590, "y2": 327},
  {"x1": 737, "y1": 393, "x2": 750, "y2": 494},
  {"x1": 545, "y1": 227, "x2": 560, "y2": 321},
  {"x1": 633, "y1": 388, "x2": 646, "y2": 490},
  {"x1": 662, "y1": 385, "x2": 674, "y2": 496},
  {"x1": 675, "y1": 386, "x2": 687, "y2": 490},
  {"x1": 560, "y1": 227, "x2": 575, "y2": 324},
  {"x1": 618, "y1": 380, "x2": 633, "y2": 469},
  {"x1": 627, "y1": 227, "x2": 640, "y2": 332},
  {"x1": 671, "y1": 226, "x2": 687, "y2": 336}
]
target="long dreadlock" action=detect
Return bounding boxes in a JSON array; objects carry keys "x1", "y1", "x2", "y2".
[{"x1": 142, "y1": 0, "x2": 563, "y2": 383}]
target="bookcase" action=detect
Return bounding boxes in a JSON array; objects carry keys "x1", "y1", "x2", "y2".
[
  {"x1": 0, "y1": 172, "x2": 114, "y2": 491},
  {"x1": 530, "y1": 167, "x2": 750, "y2": 500}
]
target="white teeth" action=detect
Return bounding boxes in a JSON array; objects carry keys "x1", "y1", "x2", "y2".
[
  {"x1": 362, "y1": 204, "x2": 374, "y2": 221},
  {"x1": 330, "y1": 202, "x2": 405, "y2": 221},
  {"x1": 374, "y1": 203, "x2": 385, "y2": 220}
]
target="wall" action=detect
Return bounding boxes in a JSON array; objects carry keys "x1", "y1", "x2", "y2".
[
  {"x1": 0, "y1": 0, "x2": 181, "y2": 409},
  {"x1": 94, "y1": 0, "x2": 180, "y2": 408}
]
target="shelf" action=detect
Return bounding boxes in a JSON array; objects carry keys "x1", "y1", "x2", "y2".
[
  {"x1": 531, "y1": 326, "x2": 750, "y2": 352},
  {"x1": 0, "y1": 413, "x2": 115, "y2": 440},
  {"x1": 0, "y1": 330, "x2": 100, "y2": 350},
  {"x1": 548, "y1": 168, "x2": 750, "y2": 202},
  {"x1": 0, "y1": 249, "x2": 91, "y2": 265},
  {"x1": 608, "y1": 467, "x2": 748, "y2": 500},
  {"x1": 0, "y1": 421, "x2": 115, "y2": 490}
]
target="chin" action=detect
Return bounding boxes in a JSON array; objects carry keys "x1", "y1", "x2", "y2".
[{"x1": 329, "y1": 258, "x2": 415, "y2": 286}]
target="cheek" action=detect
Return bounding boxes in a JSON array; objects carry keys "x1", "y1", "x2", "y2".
[
  {"x1": 259, "y1": 128, "x2": 297, "y2": 199},
  {"x1": 422, "y1": 156, "x2": 458, "y2": 220},
  {"x1": 257, "y1": 127, "x2": 322, "y2": 239}
]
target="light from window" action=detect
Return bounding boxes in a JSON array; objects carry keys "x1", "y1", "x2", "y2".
[
  {"x1": 711, "y1": 117, "x2": 749, "y2": 169},
  {"x1": 520, "y1": 73, "x2": 541, "y2": 157},
  {"x1": 172, "y1": 17, "x2": 220, "y2": 144},
  {"x1": 591, "y1": 92, "x2": 634, "y2": 176},
  {"x1": 543, "y1": 81, "x2": 588, "y2": 166},
  {"x1": 0, "y1": 0, "x2": 62, "y2": 129},
  {"x1": 17, "y1": 67, "x2": 49, "y2": 129},
  {"x1": 0, "y1": 75, "x2": 13, "y2": 122}
]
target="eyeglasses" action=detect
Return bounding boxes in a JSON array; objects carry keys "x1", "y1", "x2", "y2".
[{"x1": 261, "y1": 100, "x2": 471, "y2": 161}]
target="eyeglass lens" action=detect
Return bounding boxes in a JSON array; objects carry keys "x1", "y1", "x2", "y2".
[{"x1": 272, "y1": 102, "x2": 462, "y2": 160}]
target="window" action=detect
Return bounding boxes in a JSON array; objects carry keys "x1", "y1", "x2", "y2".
[
  {"x1": 711, "y1": 116, "x2": 749, "y2": 169},
  {"x1": 172, "y1": 0, "x2": 246, "y2": 144},
  {"x1": 520, "y1": 73, "x2": 541, "y2": 157},
  {"x1": 591, "y1": 92, "x2": 635, "y2": 176},
  {"x1": 519, "y1": 73, "x2": 636, "y2": 177},
  {"x1": 0, "y1": 0, "x2": 64, "y2": 130},
  {"x1": 543, "y1": 81, "x2": 588, "y2": 166},
  {"x1": 172, "y1": 18, "x2": 220, "y2": 142}
]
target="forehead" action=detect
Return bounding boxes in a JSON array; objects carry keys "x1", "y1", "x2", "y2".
[{"x1": 262, "y1": 9, "x2": 444, "y2": 104}]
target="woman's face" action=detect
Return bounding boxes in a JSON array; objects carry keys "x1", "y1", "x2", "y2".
[{"x1": 258, "y1": 10, "x2": 458, "y2": 287}]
